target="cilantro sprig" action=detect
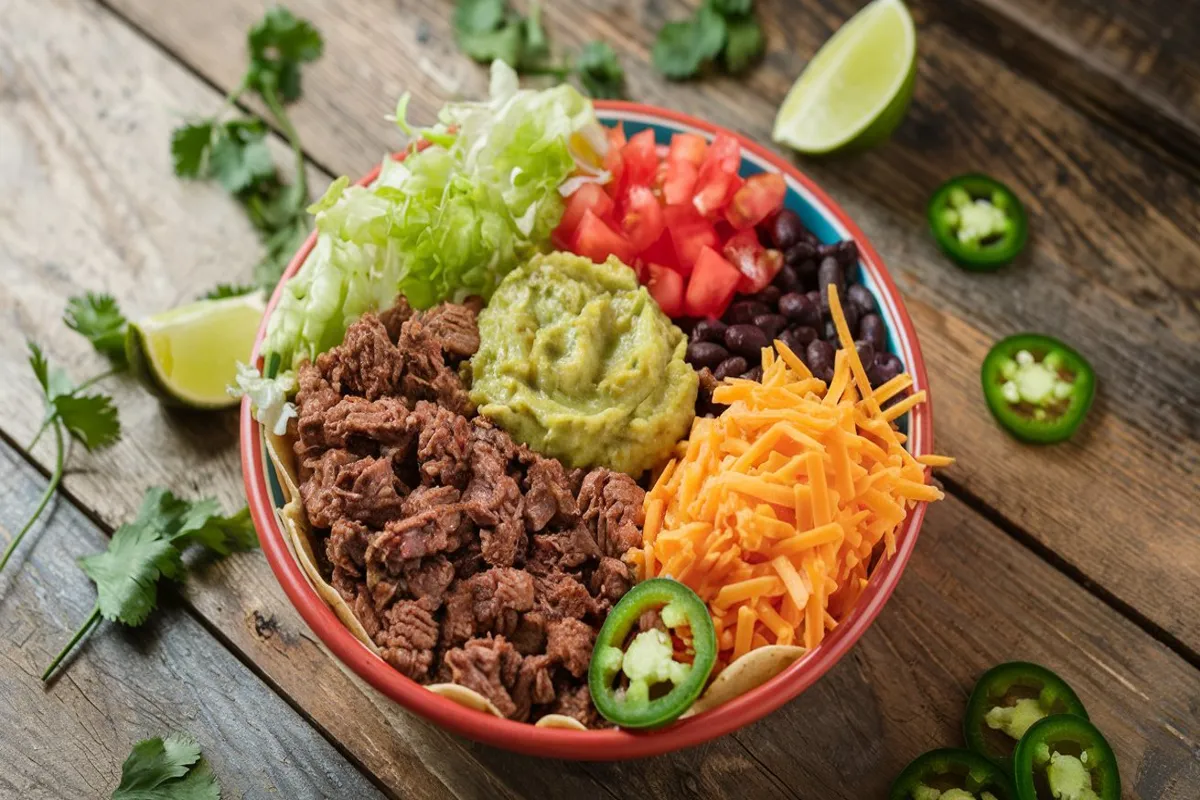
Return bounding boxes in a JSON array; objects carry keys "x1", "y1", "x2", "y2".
[
  {"x1": 112, "y1": 734, "x2": 221, "y2": 800},
  {"x1": 653, "y1": 0, "x2": 765, "y2": 80},
  {"x1": 171, "y1": 7, "x2": 323, "y2": 289},
  {"x1": 453, "y1": 0, "x2": 626, "y2": 99},
  {"x1": 0, "y1": 295, "x2": 129, "y2": 578},
  {"x1": 42, "y1": 488, "x2": 258, "y2": 681}
]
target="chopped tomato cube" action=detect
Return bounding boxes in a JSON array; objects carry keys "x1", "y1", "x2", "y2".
[
  {"x1": 726, "y1": 173, "x2": 787, "y2": 230},
  {"x1": 723, "y1": 229, "x2": 784, "y2": 293},
  {"x1": 662, "y1": 160, "x2": 698, "y2": 206},
  {"x1": 574, "y1": 209, "x2": 635, "y2": 265},
  {"x1": 640, "y1": 228, "x2": 680, "y2": 272},
  {"x1": 622, "y1": 129, "x2": 659, "y2": 189},
  {"x1": 685, "y1": 246, "x2": 741, "y2": 318},
  {"x1": 691, "y1": 134, "x2": 742, "y2": 218},
  {"x1": 668, "y1": 133, "x2": 708, "y2": 167},
  {"x1": 620, "y1": 185, "x2": 666, "y2": 253},
  {"x1": 645, "y1": 263, "x2": 684, "y2": 318},
  {"x1": 556, "y1": 183, "x2": 615, "y2": 243},
  {"x1": 666, "y1": 206, "x2": 719, "y2": 274},
  {"x1": 603, "y1": 124, "x2": 626, "y2": 193}
]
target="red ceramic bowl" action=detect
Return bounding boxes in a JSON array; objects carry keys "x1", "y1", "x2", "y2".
[{"x1": 240, "y1": 101, "x2": 932, "y2": 760}]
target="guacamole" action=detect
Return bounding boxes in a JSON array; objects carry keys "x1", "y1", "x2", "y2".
[{"x1": 470, "y1": 252, "x2": 697, "y2": 475}]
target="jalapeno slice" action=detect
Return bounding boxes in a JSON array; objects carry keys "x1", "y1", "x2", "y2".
[
  {"x1": 1012, "y1": 715, "x2": 1120, "y2": 800},
  {"x1": 928, "y1": 174, "x2": 1028, "y2": 270},
  {"x1": 981, "y1": 334, "x2": 1095, "y2": 443},
  {"x1": 588, "y1": 578, "x2": 717, "y2": 729},
  {"x1": 964, "y1": 662, "x2": 1089, "y2": 771},
  {"x1": 890, "y1": 748, "x2": 1017, "y2": 800}
]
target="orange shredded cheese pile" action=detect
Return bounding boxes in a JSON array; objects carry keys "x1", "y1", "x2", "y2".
[{"x1": 630, "y1": 287, "x2": 951, "y2": 671}]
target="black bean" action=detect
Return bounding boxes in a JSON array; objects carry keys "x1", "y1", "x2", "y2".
[
  {"x1": 870, "y1": 352, "x2": 903, "y2": 387},
  {"x1": 724, "y1": 324, "x2": 770, "y2": 359},
  {"x1": 778, "y1": 292, "x2": 820, "y2": 326},
  {"x1": 740, "y1": 365, "x2": 764, "y2": 382},
  {"x1": 784, "y1": 241, "x2": 818, "y2": 266},
  {"x1": 790, "y1": 325, "x2": 819, "y2": 346},
  {"x1": 772, "y1": 264, "x2": 803, "y2": 294},
  {"x1": 854, "y1": 340, "x2": 875, "y2": 372},
  {"x1": 754, "y1": 313, "x2": 788, "y2": 341},
  {"x1": 794, "y1": 258, "x2": 819, "y2": 287},
  {"x1": 763, "y1": 209, "x2": 808, "y2": 251},
  {"x1": 779, "y1": 326, "x2": 816, "y2": 354},
  {"x1": 805, "y1": 339, "x2": 834, "y2": 377},
  {"x1": 713, "y1": 356, "x2": 749, "y2": 381},
  {"x1": 841, "y1": 303, "x2": 860, "y2": 337},
  {"x1": 686, "y1": 341, "x2": 731, "y2": 371},
  {"x1": 858, "y1": 313, "x2": 886, "y2": 351},
  {"x1": 846, "y1": 283, "x2": 877, "y2": 316},
  {"x1": 752, "y1": 285, "x2": 783, "y2": 308},
  {"x1": 691, "y1": 318, "x2": 729, "y2": 344},
  {"x1": 801, "y1": 231, "x2": 820, "y2": 247},
  {"x1": 725, "y1": 300, "x2": 771, "y2": 325},
  {"x1": 819, "y1": 240, "x2": 859, "y2": 268},
  {"x1": 805, "y1": 290, "x2": 822, "y2": 311},
  {"x1": 817, "y1": 256, "x2": 844, "y2": 318}
]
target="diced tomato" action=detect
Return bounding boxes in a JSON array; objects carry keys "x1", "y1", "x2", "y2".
[
  {"x1": 724, "y1": 229, "x2": 784, "y2": 293},
  {"x1": 640, "y1": 228, "x2": 680, "y2": 272},
  {"x1": 556, "y1": 183, "x2": 615, "y2": 243},
  {"x1": 620, "y1": 186, "x2": 666, "y2": 253},
  {"x1": 655, "y1": 143, "x2": 670, "y2": 160},
  {"x1": 645, "y1": 263, "x2": 684, "y2": 317},
  {"x1": 574, "y1": 209, "x2": 635, "y2": 265},
  {"x1": 662, "y1": 160, "x2": 698, "y2": 206},
  {"x1": 668, "y1": 133, "x2": 708, "y2": 167},
  {"x1": 665, "y1": 205, "x2": 719, "y2": 274},
  {"x1": 603, "y1": 124, "x2": 626, "y2": 192},
  {"x1": 684, "y1": 246, "x2": 741, "y2": 318},
  {"x1": 622, "y1": 129, "x2": 659, "y2": 189},
  {"x1": 692, "y1": 134, "x2": 742, "y2": 217},
  {"x1": 726, "y1": 173, "x2": 788, "y2": 230}
]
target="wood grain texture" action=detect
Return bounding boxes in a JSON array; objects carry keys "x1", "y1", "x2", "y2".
[
  {"x1": 0, "y1": 443, "x2": 384, "y2": 799},
  {"x1": 96, "y1": 0, "x2": 1200, "y2": 652}
]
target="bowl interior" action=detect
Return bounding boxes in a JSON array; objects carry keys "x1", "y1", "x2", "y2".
[{"x1": 245, "y1": 101, "x2": 930, "y2": 760}]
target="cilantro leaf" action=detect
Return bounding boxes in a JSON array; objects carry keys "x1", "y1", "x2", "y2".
[
  {"x1": 64, "y1": 292, "x2": 129, "y2": 367},
  {"x1": 254, "y1": 214, "x2": 310, "y2": 289},
  {"x1": 200, "y1": 283, "x2": 256, "y2": 301},
  {"x1": 80, "y1": 521, "x2": 181, "y2": 626},
  {"x1": 457, "y1": 19, "x2": 524, "y2": 67},
  {"x1": 521, "y1": 0, "x2": 549, "y2": 68},
  {"x1": 53, "y1": 393, "x2": 121, "y2": 451},
  {"x1": 709, "y1": 0, "x2": 752, "y2": 15},
  {"x1": 723, "y1": 14, "x2": 765, "y2": 74},
  {"x1": 170, "y1": 122, "x2": 215, "y2": 179},
  {"x1": 653, "y1": 7, "x2": 727, "y2": 80},
  {"x1": 112, "y1": 734, "x2": 221, "y2": 800},
  {"x1": 576, "y1": 41, "x2": 626, "y2": 99},
  {"x1": 247, "y1": 7, "x2": 324, "y2": 103},
  {"x1": 455, "y1": 0, "x2": 505, "y2": 35},
  {"x1": 178, "y1": 506, "x2": 259, "y2": 556},
  {"x1": 208, "y1": 120, "x2": 277, "y2": 194}
]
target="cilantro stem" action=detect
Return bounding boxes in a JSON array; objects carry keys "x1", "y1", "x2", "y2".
[
  {"x1": 260, "y1": 84, "x2": 308, "y2": 203},
  {"x1": 74, "y1": 367, "x2": 123, "y2": 394},
  {"x1": 0, "y1": 421, "x2": 65, "y2": 576},
  {"x1": 42, "y1": 604, "x2": 101, "y2": 682},
  {"x1": 27, "y1": 415, "x2": 52, "y2": 451},
  {"x1": 521, "y1": 64, "x2": 572, "y2": 80}
]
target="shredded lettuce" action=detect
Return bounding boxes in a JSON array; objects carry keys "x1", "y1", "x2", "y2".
[
  {"x1": 263, "y1": 61, "x2": 603, "y2": 371},
  {"x1": 229, "y1": 362, "x2": 296, "y2": 435}
]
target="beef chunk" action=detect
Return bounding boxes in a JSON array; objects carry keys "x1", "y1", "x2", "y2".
[
  {"x1": 451, "y1": 538, "x2": 485, "y2": 580},
  {"x1": 317, "y1": 314, "x2": 403, "y2": 400},
  {"x1": 441, "y1": 636, "x2": 522, "y2": 718},
  {"x1": 578, "y1": 469, "x2": 645, "y2": 558},
  {"x1": 442, "y1": 568, "x2": 536, "y2": 646},
  {"x1": 522, "y1": 456, "x2": 579, "y2": 532},
  {"x1": 535, "y1": 572, "x2": 596, "y2": 621},
  {"x1": 326, "y1": 519, "x2": 369, "y2": 578},
  {"x1": 638, "y1": 608, "x2": 666, "y2": 633},
  {"x1": 300, "y1": 449, "x2": 359, "y2": 528},
  {"x1": 322, "y1": 396, "x2": 414, "y2": 451},
  {"x1": 527, "y1": 525, "x2": 601, "y2": 576},
  {"x1": 378, "y1": 296, "x2": 415, "y2": 342},
  {"x1": 440, "y1": 581, "x2": 476, "y2": 649},
  {"x1": 412, "y1": 401, "x2": 472, "y2": 489},
  {"x1": 463, "y1": 422, "x2": 521, "y2": 527},
  {"x1": 377, "y1": 600, "x2": 439, "y2": 681},
  {"x1": 550, "y1": 680, "x2": 599, "y2": 728},
  {"x1": 481, "y1": 515, "x2": 527, "y2": 569},
  {"x1": 589, "y1": 557, "x2": 632, "y2": 605},
  {"x1": 295, "y1": 362, "x2": 341, "y2": 453},
  {"x1": 511, "y1": 654, "x2": 556, "y2": 722},
  {"x1": 418, "y1": 303, "x2": 481, "y2": 362},
  {"x1": 337, "y1": 456, "x2": 409, "y2": 528},
  {"x1": 398, "y1": 318, "x2": 473, "y2": 415},
  {"x1": 546, "y1": 618, "x2": 594, "y2": 678},
  {"x1": 509, "y1": 610, "x2": 548, "y2": 656},
  {"x1": 367, "y1": 486, "x2": 467, "y2": 565}
]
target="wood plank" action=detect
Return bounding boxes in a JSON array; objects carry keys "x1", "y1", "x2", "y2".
[
  {"x1": 1, "y1": 1, "x2": 1197, "y2": 798},
  {"x1": 0, "y1": 443, "x2": 385, "y2": 799},
  {"x1": 97, "y1": 0, "x2": 1200, "y2": 652},
  {"x1": 913, "y1": 0, "x2": 1200, "y2": 176}
]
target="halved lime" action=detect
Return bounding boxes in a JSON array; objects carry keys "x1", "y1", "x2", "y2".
[
  {"x1": 127, "y1": 292, "x2": 266, "y2": 409},
  {"x1": 773, "y1": 0, "x2": 917, "y2": 155}
]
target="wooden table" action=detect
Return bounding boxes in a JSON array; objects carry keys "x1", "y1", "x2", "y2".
[{"x1": 2, "y1": 0, "x2": 1197, "y2": 796}]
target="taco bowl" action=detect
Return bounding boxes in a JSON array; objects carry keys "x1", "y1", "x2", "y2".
[{"x1": 241, "y1": 101, "x2": 933, "y2": 759}]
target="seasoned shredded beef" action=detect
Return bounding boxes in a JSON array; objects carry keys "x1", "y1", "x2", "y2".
[{"x1": 294, "y1": 301, "x2": 643, "y2": 726}]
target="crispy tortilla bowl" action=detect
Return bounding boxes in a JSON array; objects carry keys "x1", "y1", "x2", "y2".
[{"x1": 240, "y1": 103, "x2": 933, "y2": 759}]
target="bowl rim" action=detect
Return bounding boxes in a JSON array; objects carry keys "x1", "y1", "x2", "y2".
[{"x1": 240, "y1": 100, "x2": 932, "y2": 760}]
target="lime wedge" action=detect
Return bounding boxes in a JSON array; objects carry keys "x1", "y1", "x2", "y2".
[
  {"x1": 127, "y1": 292, "x2": 266, "y2": 409},
  {"x1": 773, "y1": 0, "x2": 917, "y2": 155}
]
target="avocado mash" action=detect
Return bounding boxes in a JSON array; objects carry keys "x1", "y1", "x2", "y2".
[{"x1": 471, "y1": 252, "x2": 697, "y2": 475}]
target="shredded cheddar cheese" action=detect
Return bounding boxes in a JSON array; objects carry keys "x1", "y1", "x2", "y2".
[{"x1": 633, "y1": 286, "x2": 951, "y2": 671}]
